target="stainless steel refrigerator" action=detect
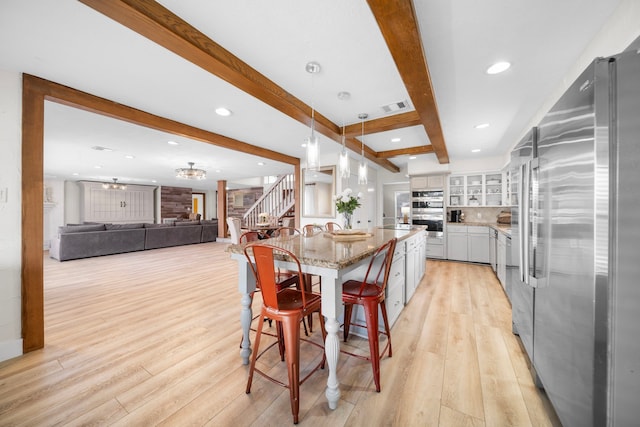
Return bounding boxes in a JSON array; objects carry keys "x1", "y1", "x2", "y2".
[{"x1": 510, "y1": 49, "x2": 640, "y2": 426}]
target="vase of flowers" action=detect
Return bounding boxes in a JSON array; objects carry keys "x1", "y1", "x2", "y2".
[{"x1": 333, "y1": 188, "x2": 363, "y2": 229}]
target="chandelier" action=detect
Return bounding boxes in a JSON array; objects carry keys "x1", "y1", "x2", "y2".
[
  {"x1": 102, "y1": 178, "x2": 127, "y2": 190},
  {"x1": 176, "y1": 162, "x2": 206, "y2": 180}
]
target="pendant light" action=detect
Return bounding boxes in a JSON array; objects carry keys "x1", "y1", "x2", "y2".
[
  {"x1": 338, "y1": 91, "x2": 351, "y2": 179},
  {"x1": 305, "y1": 61, "x2": 321, "y2": 171},
  {"x1": 339, "y1": 122, "x2": 350, "y2": 179},
  {"x1": 358, "y1": 113, "x2": 368, "y2": 184}
]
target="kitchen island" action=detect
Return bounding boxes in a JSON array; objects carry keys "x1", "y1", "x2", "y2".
[{"x1": 227, "y1": 226, "x2": 426, "y2": 411}]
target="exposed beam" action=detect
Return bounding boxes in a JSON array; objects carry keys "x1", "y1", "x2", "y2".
[
  {"x1": 377, "y1": 145, "x2": 434, "y2": 159},
  {"x1": 79, "y1": 0, "x2": 400, "y2": 173},
  {"x1": 344, "y1": 111, "x2": 422, "y2": 137},
  {"x1": 25, "y1": 75, "x2": 299, "y2": 166},
  {"x1": 367, "y1": 0, "x2": 450, "y2": 164}
]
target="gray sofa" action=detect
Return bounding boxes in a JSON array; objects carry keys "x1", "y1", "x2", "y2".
[{"x1": 49, "y1": 219, "x2": 218, "y2": 261}]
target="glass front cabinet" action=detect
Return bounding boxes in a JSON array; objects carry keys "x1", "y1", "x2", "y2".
[{"x1": 447, "y1": 172, "x2": 506, "y2": 207}]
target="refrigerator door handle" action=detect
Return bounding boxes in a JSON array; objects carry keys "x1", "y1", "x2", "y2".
[
  {"x1": 529, "y1": 158, "x2": 541, "y2": 288},
  {"x1": 520, "y1": 162, "x2": 530, "y2": 285}
]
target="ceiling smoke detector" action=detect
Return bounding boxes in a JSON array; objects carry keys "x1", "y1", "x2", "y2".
[{"x1": 381, "y1": 100, "x2": 410, "y2": 114}]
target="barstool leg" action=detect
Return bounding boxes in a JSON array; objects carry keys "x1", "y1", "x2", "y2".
[
  {"x1": 246, "y1": 308, "x2": 266, "y2": 394},
  {"x1": 281, "y1": 315, "x2": 302, "y2": 424},
  {"x1": 380, "y1": 300, "x2": 393, "y2": 358},
  {"x1": 343, "y1": 304, "x2": 353, "y2": 342},
  {"x1": 362, "y1": 301, "x2": 381, "y2": 392}
]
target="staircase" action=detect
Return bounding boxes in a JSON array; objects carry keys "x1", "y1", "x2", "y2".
[{"x1": 243, "y1": 174, "x2": 295, "y2": 228}]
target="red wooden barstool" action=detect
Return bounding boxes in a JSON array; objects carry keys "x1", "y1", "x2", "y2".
[
  {"x1": 244, "y1": 243, "x2": 326, "y2": 424},
  {"x1": 341, "y1": 238, "x2": 397, "y2": 392}
]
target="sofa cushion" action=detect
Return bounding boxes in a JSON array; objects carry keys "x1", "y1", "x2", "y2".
[
  {"x1": 175, "y1": 220, "x2": 200, "y2": 226},
  {"x1": 105, "y1": 223, "x2": 145, "y2": 230},
  {"x1": 59, "y1": 224, "x2": 106, "y2": 234},
  {"x1": 144, "y1": 223, "x2": 173, "y2": 228}
]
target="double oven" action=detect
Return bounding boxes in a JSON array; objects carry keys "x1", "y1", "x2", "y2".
[{"x1": 411, "y1": 190, "x2": 444, "y2": 238}]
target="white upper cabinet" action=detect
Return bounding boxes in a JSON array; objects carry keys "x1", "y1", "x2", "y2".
[
  {"x1": 411, "y1": 175, "x2": 445, "y2": 190},
  {"x1": 447, "y1": 172, "x2": 506, "y2": 207}
]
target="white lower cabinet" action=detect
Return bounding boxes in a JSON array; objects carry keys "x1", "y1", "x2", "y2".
[
  {"x1": 468, "y1": 226, "x2": 489, "y2": 263},
  {"x1": 447, "y1": 225, "x2": 490, "y2": 263},
  {"x1": 447, "y1": 225, "x2": 468, "y2": 261}
]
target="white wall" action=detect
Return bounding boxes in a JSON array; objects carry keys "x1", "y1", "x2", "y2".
[
  {"x1": 509, "y1": 0, "x2": 640, "y2": 154},
  {"x1": 0, "y1": 70, "x2": 22, "y2": 361}
]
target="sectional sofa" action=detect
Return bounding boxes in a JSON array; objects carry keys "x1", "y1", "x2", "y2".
[{"x1": 49, "y1": 219, "x2": 218, "y2": 261}]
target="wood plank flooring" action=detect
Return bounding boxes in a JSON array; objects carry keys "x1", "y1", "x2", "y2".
[{"x1": 0, "y1": 242, "x2": 562, "y2": 426}]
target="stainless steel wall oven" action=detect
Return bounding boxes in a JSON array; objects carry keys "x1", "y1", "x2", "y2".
[{"x1": 411, "y1": 190, "x2": 444, "y2": 233}]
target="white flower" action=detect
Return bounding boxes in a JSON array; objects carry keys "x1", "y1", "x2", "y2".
[
  {"x1": 341, "y1": 195, "x2": 350, "y2": 203},
  {"x1": 344, "y1": 188, "x2": 353, "y2": 196},
  {"x1": 357, "y1": 192, "x2": 364, "y2": 199}
]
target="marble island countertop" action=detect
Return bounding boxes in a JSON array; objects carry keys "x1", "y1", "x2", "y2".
[
  {"x1": 448, "y1": 221, "x2": 511, "y2": 237},
  {"x1": 227, "y1": 226, "x2": 427, "y2": 270}
]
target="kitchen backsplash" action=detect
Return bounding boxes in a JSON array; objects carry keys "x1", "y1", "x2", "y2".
[{"x1": 446, "y1": 206, "x2": 510, "y2": 223}]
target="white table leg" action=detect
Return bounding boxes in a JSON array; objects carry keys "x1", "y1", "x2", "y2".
[
  {"x1": 236, "y1": 258, "x2": 256, "y2": 365},
  {"x1": 320, "y1": 272, "x2": 342, "y2": 410},
  {"x1": 324, "y1": 316, "x2": 341, "y2": 409},
  {"x1": 239, "y1": 292, "x2": 252, "y2": 365}
]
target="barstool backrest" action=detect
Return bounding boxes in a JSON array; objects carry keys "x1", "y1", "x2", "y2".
[
  {"x1": 244, "y1": 243, "x2": 308, "y2": 309},
  {"x1": 353, "y1": 238, "x2": 397, "y2": 297}
]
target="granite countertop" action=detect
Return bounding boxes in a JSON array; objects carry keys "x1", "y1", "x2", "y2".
[
  {"x1": 447, "y1": 221, "x2": 511, "y2": 237},
  {"x1": 227, "y1": 226, "x2": 427, "y2": 269}
]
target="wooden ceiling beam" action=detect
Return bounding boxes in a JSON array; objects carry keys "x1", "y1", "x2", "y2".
[
  {"x1": 25, "y1": 74, "x2": 300, "y2": 166},
  {"x1": 79, "y1": 0, "x2": 400, "y2": 173},
  {"x1": 377, "y1": 145, "x2": 434, "y2": 159},
  {"x1": 367, "y1": 0, "x2": 449, "y2": 164},
  {"x1": 343, "y1": 111, "x2": 422, "y2": 137}
]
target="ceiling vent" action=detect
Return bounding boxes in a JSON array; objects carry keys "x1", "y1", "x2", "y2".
[
  {"x1": 91, "y1": 145, "x2": 113, "y2": 152},
  {"x1": 381, "y1": 100, "x2": 410, "y2": 114}
]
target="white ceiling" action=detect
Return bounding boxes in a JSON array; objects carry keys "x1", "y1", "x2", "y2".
[{"x1": 0, "y1": 0, "x2": 624, "y2": 191}]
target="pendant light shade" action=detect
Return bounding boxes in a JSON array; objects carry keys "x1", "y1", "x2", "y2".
[
  {"x1": 357, "y1": 113, "x2": 368, "y2": 185},
  {"x1": 338, "y1": 123, "x2": 350, "y2": 179},
  {"x1": 305, "y1": 61, "x2": 321, "y2": 171}
]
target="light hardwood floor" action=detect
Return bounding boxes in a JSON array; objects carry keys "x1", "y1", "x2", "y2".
[{"x1": 0, "y1": 242, "x2": 561, "y2": 426}]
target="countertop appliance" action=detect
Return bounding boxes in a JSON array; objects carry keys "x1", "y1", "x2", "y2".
[
  {"x1": 509, "y1": 50, "x2": 640, "y2": 426},
  {"x1": 449, "y1": 209, "x2": 461, "y2": 223}
]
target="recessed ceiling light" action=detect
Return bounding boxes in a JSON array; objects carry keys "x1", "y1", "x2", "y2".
[
  {"x1": 409, "y1": 156, "x2": 417, "y2": 160},
  {"x1": 472, "y1": 149, "x2": 482, "y2": 153},
  {"x1": 391, "y1": 137, "x2": 401, "y2": 143},
  {"x1": 124, "y1": 155, "x2": 135, "y2": 159},
  {"x1": 216, "y1": 169, "x2": 221, "y2": 173},
  {"x1": 301, "y1": 143, "x2": 307, "y2": 148},
  {"x1": 91, "y1": 145, "x2": 113, "y2": 152},
  {"x1": 486, "y1": 61, "x2": 511, "y2": 74},
  {"x1": 257, "y1": 162, "x2": 265, "y2": 166},
  {"x1": 72, "y1": 172, "x2": 79, "y2": 176},
  {"x1": 215, "y1": 107, "x2": 232, "y2": 117},
  {"x1": 151, "y1": 180, "x2": 157, "y2": 183},
  {"x1": 474, "y1": 123, "x2": 490, "y2": 129},
  {"x1": 94, "y1": 165, "x2": 102, "y2": 169},
  {"x1": 167, "y1": 140, "x2": 179, "y2": 145}
]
